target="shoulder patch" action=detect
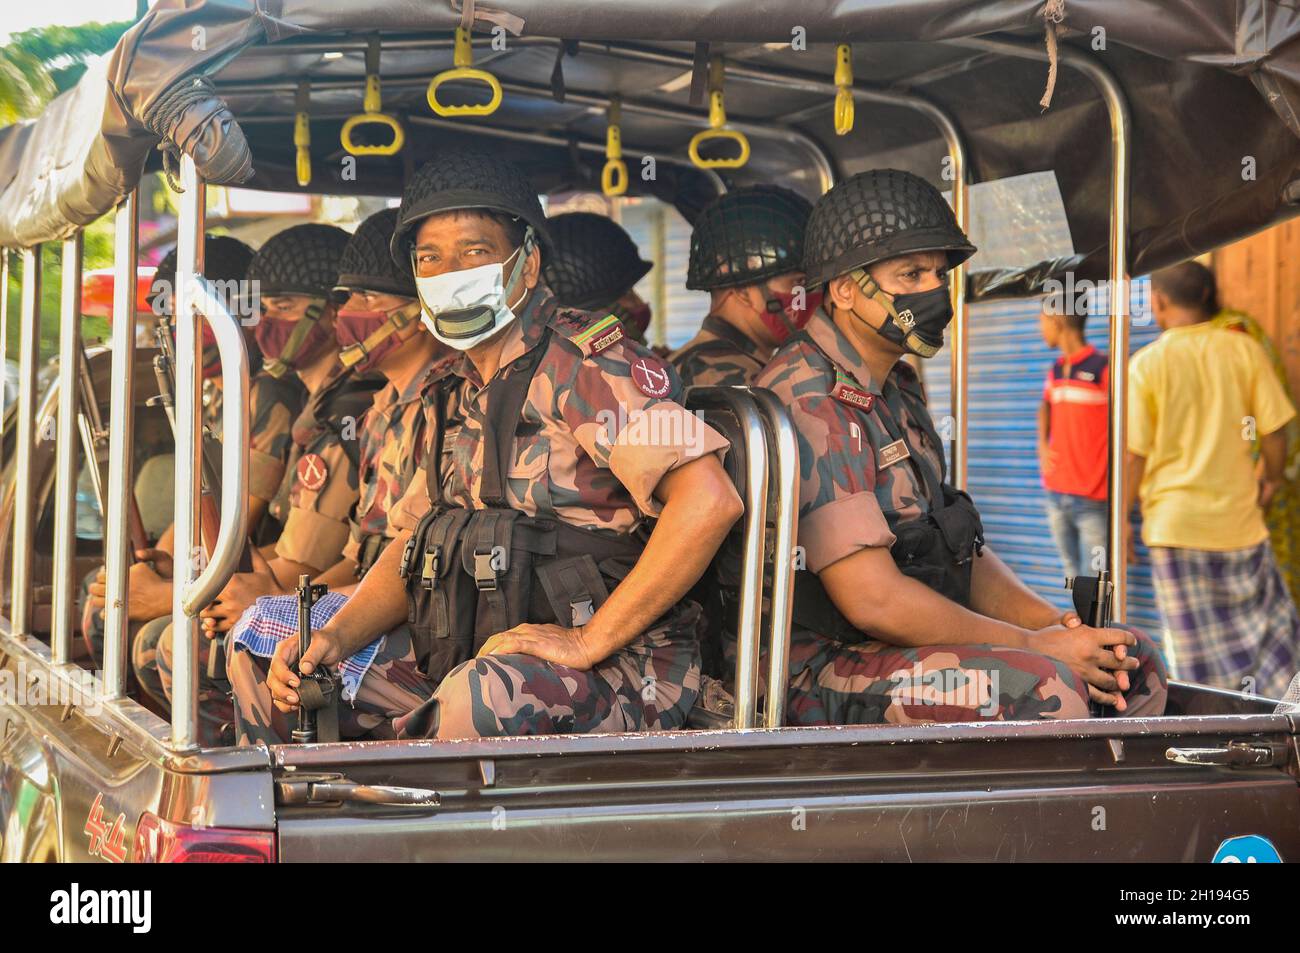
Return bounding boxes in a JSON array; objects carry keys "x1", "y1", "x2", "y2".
[
  {"x1": 630, "y1": 354, "x2": 674, "y2": 398},
  {"x1": 297, "y1": 452, "x2": 328, "y2": 492},
  {"x1": 550, "y1": 309, "x2": 625, "y2": 358}
]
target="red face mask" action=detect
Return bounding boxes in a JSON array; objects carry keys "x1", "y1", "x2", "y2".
[
  {"x1": 254, "y1": 305, "x2": 334, "y2": 376},
  {"x1": 335, "y1": 308, "x2": 407, "y2": 374},
  {"x1": 762, "y1": 286, "x2": 823, "y2": 344},
  {"x1": 616, "y1": 301, "x2": 652, "y2": 340}
]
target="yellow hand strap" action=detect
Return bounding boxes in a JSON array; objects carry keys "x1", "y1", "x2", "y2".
[
  {"x1": 427, "y1": 25, "x2": 503, "y2": 117},
  {"x1": 834, "y1": 44, "x2": 855, "y2": 136},
  {"x1": 602, "y1": 98, "x2": 628, "y2": 197},
  {"x1": 342, "y1": 36, "x2": 405, "y2": 156},
  {"x1": 688, "y1": 56, "x2": 750, "y2": 169}
]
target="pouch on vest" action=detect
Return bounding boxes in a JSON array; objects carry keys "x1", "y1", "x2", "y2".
[{"x1": 790, "y1": 482, "x2": 985, "y2": 642}]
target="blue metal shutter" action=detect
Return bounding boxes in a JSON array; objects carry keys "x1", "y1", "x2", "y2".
[{"x1": 923, "y1": 278, "x2": 1166, "y2": 641}]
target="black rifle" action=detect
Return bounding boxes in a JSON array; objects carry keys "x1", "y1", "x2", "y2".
[
  {"x1": 291, "y1": 574, "x2": 339, "y2": 743},
  {"x1": 1066, "y1": 568, "x2": 1114, "y2": 718}
]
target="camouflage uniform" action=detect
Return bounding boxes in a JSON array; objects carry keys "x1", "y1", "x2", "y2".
[
  {"x1": 753, "y1": 308, "x2": 1168, "y2": 724},
  {"x1": 147, "y1": 365, "x2": 383, "y2": 741},
  {"x1": 343, "y1": 365, "x2": 442, "y2": 571},
  {"x1": 671, "y1": 314, "x2": 768, "y2": 388},
  {"x1": 220, "y1": 365, "x2": 445, "y2": 746},
  {"x1": 228, "y1": 287, "x2": 729, "y2": 745},
  {"x1": 246, "y1": 370, "x2": 310, "y2": 509}
]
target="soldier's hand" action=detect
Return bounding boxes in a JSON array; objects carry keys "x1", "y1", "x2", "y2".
[
  {"x1": 267, "y1": 630, "x2": 341, "y2": 713},
  {"x1": 136, "y1": 547, "x2": 174, "y2": 579},
  {"x1": 1035, "y1": 624, "x2": 1139, "y2": 711},
  {"x1": 87, "y1": 566, "x2": 108, "y2": 614},
  {"x1": 478, "y1": 623, "x2": 596, "y2": 671},
  {"x1": 201, "y1": 568, "x2": 284, "y2": 637}
]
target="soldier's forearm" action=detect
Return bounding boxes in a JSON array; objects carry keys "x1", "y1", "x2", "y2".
[
  {"x1": 583, "y1": 457, "x2": 743, "y2": 661},
  {"x1": 319, "y1": 532, "x2": 410, "y2": 656},
  {"x1": 313, "y1": 558, "x2": 360, "y2": 589},
  {"x1": 822, "y1": 547, "x2": 1033, "y2": 651},
  {"x1": 969, "y1": 545, "x2": 1060, "y2": 629}
]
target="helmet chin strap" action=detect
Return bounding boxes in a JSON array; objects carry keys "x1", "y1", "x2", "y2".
[
  {"x1": 848, "y1": 268, "x2": 942, "y2": 358},
  {"x1": 339, "y1": 300, "x2": 422, "y2": 368},
  {"x1": 263, "y1": 297, "x2": 328, "y2": 378}
]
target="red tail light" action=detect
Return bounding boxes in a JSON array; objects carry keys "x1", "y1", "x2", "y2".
[{"x1": 132, "y1": 812, "x2": 276, "y2": 863}]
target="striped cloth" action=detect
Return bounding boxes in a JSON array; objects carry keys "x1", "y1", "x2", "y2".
[
  {"x1": 229, "y1": 592, "x2": 384, "y2": 703},
  {"x1": 1149, "y1": 540, "x2": 1300, "y2": 699}
]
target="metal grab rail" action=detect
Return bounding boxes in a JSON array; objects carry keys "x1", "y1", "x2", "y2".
[
  {"x1": 951, "y1": 36, "x2": 1131, "y2": 620},
  {"x1": 171, "y1": 154, "x2": 250, "y2": 749},
  {"x1": 686, "y1": 386, "x2": 769, "y2": 729},
  {"x1": 11, "y1": 247, "x2": 40, "y2": 636},
  {"x1": 180, "y1": 281, "x2": 249, "y2": 616},
  {"x1": 51, "y1": 233, "x2": 83, "y2": 664},
  {"x1": 101, "y1": 193, "x2": 139, "y2": 697},
  {"x1": 748, "y1": 388, "x2": 799, "y2": 729}
]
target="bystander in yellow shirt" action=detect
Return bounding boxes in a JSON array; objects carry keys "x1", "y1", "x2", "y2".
[{"x1": 1128, "y1": 321, "x2": 1296, "y2": 551}]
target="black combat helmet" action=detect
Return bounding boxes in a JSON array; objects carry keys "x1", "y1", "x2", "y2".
[
  {"x1": 246, "y1": 223, "x2": 351, "y2": 377},
  {"x1": 245, "y1": 223, "x2": 351, "y2": 299},
  {"x1": 389, "y1": 150, "x2": 552, "y2": 266},
  {"x1": 686, "y1": 185, "x2": 812, "y2": 291},
  {"x1": 542, "y1": 212, "x2": 652, "y2": 311},
  {"x1": 148, "y1": 234, "x2": 255, "y2": 315},
  {"x1": 334, "y1": 207, "x2": 417, "y2": 298},
  {"x1": 802, "y1": 168, "x2": 975, "y2": 288}
]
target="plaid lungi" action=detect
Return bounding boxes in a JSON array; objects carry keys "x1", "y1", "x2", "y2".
[
  {"x1": 1149, "y1": 540, "x2": 1300, "y2": 699},
  {"x1": 229, "y1": 593, "x2": 384, "y2": 703}
]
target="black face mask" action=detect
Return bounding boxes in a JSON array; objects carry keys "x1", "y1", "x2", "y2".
[{"x1": 849, "y1": 269, "x2": 953, "y2": 358}]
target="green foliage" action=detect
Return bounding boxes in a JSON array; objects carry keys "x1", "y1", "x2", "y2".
[
  {"x1": 3, "y1": 211, "x2": 117, "y2": 366},
  {"x1": 0, "y1": 20, "x2": 132, "y2": 126}
]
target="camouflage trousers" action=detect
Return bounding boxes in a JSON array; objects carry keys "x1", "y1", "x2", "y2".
[
  {"x1": 777, "y1": 625, "x2": 1167, "y2": 725},
  {"x1": 136, "y1": 621, "x2": 236, "y2": 747},
  {"x1": 228, "y1": 600, "x2": 703, "y2": 745}
]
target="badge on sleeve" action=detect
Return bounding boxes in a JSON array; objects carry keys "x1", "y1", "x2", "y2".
[
  {"x1": 297, "y1": 452, "x2": 328, "y2": 492},
  {"x1": 631, "y1": 356, "x2": 673, "y2": 398}
]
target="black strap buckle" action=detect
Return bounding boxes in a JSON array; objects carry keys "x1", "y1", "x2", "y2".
[{"x1": 399, "y1": 534, "x2": 418, "y2": 579}]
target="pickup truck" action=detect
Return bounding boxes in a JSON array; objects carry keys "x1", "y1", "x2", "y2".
[{"x1": 1, "y1": 346, "x2": 1296, "y2": 863}]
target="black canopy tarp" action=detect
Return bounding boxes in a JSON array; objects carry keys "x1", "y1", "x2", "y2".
[{"x1": 2, "y1": 0, "x2": 1299, "y2": 296}]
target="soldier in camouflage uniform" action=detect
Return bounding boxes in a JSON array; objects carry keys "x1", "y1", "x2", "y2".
[
  {"x1": 672, "y1": 186, "x2": 816, "y2": 388},
  {"x1": 212, "y1": 209, "x2": 452, "y2": 740},
  {"x1": 755, "y1": 169, "x2": 1167, "y2": 724},
  {"x1": 228, "y1": 151, "x2": 741, "y2": 745},
  {"x1": 82, "y1": 236, "x2": 302, "y2": 695},
  {"x1": 544, "y1": 212, "x2": 655, "y2": 345},
  {"x1": 137, "y1": 225, "x2": 382, "y2": 744}
]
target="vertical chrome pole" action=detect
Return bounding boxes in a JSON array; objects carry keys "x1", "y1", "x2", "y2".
[
  {"x1": 51, "y1": 233, "x2": 84, "y2": 664},
  {"x1": 950, "y1": 37, "x2": 1132, "y2": 619},
  {"x1": 945, "y1": 130, "x2": 970, "y2": 490},
  {"x1": 11, "y1": 247, "x2": 40, "y2": 635},
  {"x1": 103, "y1": 193, "x2": 139, "y2": 697},
  {"x1": 1093, "y1": 70, "x2": 1131, "y2": 622},
  {"x1": 171, "y1": 156, "x2": 205, "y2": 748}
]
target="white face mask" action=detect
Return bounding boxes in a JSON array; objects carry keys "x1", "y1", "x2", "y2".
[{"x1": 414, "y1": 240, "x2": 530, "y2": 351}]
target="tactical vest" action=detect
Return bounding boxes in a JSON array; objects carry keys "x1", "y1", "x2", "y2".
[
  {"x1": 788, "y1": 335, "x2": 985, "y2": 643},
  {"x1": 400, "y1": 326, "x2": 646, "y2": 683}
]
